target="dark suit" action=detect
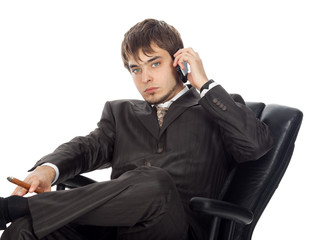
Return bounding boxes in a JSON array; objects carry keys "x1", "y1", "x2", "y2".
[{"x1": 6, "y1": 85, "x2": 273, "y2": 239}]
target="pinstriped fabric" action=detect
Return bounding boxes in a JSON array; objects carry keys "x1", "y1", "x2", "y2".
[{"x1": 24, "y1": 167, "x2": 187, "y2": 240}]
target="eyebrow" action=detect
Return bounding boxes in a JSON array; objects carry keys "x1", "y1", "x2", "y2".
[{"x1": 129, "y1": 56, "x2": 162, "y2": 69}]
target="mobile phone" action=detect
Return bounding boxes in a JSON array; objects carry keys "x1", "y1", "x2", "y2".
[{"x1": 176, "y1": 61, "x2": 188, "y2": 83}]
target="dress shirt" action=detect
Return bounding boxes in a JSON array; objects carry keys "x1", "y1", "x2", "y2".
[{"x1": 156, "y1": 85, "x2": 189, "y2": 108}]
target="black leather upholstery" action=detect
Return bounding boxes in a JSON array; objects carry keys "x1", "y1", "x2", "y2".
[
  {"x1": 191, "y1": 102, "x2": 303, "y2": 240},
  {"x1": 57, "y1": 102, "x2": 303, "y2": 240},
  {"x1": 56, "y1": 174, "x2": 97, "y2": 191}
]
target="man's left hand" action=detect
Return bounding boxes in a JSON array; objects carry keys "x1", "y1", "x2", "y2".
[{"x1": 173, "y1": 48, "x2": 209, "y2": 90}]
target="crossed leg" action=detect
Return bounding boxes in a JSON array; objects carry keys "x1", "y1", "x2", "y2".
[{"x1": 1, "y1": 166, "x2": 188, "y2": 240}]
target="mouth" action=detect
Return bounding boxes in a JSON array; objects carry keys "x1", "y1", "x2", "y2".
[{"x1": 144, "y1": 87, "x2": 159, "y2": 94}]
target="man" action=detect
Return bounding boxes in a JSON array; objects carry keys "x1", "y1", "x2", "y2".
[{"x1": 0, "y1": 19, "x2": 273, "y2": 239}]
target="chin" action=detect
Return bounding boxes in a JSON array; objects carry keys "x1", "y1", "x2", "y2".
[
  {"x1": 143, "y1": 95, "x2": 158, "y2": 105},
  {"x1": 146, "y1": 99, "x2": 160, "y2": 105},
  {"x1": 145, "y1": 97, "x2": 164, "y2": 105},
  {"x1": 143, "y1": 91, "x2": 173, "y2": 105}
]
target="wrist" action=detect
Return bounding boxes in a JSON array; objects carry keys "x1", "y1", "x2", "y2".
[
  {"x1": 36, "y1": 165, "x2": 56, "y2": 184},
  {"x1": 194, "y1": 78, "x2": 209, "y2": 91},
  {"x1": 200, "y1": 80, "x2": 219, "y2": 98},
  {"x1": 41, "y1": 163, "x2": 59, "y2": 184},
  {"x1": 200, "y1": 79, "x2": 215, "y2": 93}
]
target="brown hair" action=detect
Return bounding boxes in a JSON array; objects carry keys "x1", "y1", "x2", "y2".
[{"x1": 121, "y1": 19, "x2": 184, "y2": 71}]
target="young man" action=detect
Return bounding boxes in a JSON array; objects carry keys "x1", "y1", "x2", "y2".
[{"x1": 0, "y1": 19, "x2": 273, "y2": 240}]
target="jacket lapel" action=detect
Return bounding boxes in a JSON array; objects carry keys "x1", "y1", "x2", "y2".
[
  {"x1": 131, "y1": 87, "x2": 200, "y2": 139},
  {"x1": 131, "y1": 101, "x2": 160, "y2": 140},
  {"x1": 160, "y1": 87, "x2": 200, "y2": 136}
]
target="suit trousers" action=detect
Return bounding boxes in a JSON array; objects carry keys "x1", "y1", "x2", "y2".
[{"x1": 1, "y1": 166, "x2": 188, "y2": 240}]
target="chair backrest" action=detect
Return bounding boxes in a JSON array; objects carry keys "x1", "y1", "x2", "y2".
[{"x1": 217, "y1": 102, "x2": 303, "y2": 240}]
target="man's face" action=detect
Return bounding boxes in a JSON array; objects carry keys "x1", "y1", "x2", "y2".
[{"x1": 128, "y1": 44, "x2": 184, "y2": 105}]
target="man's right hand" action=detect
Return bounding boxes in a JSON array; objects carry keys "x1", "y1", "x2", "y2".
[{"x1": 11, "y1": 165, "x2": 56, "y2": 196}]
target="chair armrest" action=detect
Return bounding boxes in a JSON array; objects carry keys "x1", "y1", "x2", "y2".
[
  {"x1": 190, "y1": 197, "x2": 253, "y2": 225},
  {"x1": 56, "y1": 175, "x2": 97, "y2": 190}
]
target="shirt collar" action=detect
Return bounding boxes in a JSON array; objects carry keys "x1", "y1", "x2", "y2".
[{"x1": 156, "y1": 85, "x2": 189, "y2": 108}]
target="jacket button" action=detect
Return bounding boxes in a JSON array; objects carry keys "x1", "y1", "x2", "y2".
[
  {"x1": 213, "y1": 98, "x2": 219, "y2": 104},
  {"x1": 144, "y1": 161, "x2": 151, "y2": 167},
  {"x1": 220, "y1": 104, "x2": 227, "y2": 111}
]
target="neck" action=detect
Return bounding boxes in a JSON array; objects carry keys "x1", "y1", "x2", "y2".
[{"x1": 156, "y1": 85, "x2": 189, "y2": 108}]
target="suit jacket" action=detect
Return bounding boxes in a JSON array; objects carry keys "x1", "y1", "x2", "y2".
[{"x1": 33, "y1": 85, "x2": 273, "y2": 239}]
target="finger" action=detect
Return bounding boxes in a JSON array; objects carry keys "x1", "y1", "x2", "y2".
[
  {"x1": 45, "y1": 185, "x2": 51, "y2": 192},
  {"x1": 29, "y1": 179, "x2": 40, "y2": 193},
  {"x1": 179, "y1": 55, "x2": 193, "y2": 70},
  {"x1": 173, "y1": 47, "x2": 196, "y2": 58},
  {"x1": 173, "y1": 53, "x2": 182, "y2": 67},
  {"x1": 11, "y1": 188, "x2": 18, "y2": 196},
  {"x1": 174, "y1": 52, "x2": 191, "y2": 68},
  {"x1": 11, "y1": 186, "x2": 28, "y2": 196},
  {"x1": 173, "y1": 49, "x2": 188, "y2": 66},
  {"x1": 173, "y1": 48, "x2": 184, "y2": 58}
]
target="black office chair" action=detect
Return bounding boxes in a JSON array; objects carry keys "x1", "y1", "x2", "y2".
[{"x1": 57, "y1": 102, "x2": 303, "y2": 240}]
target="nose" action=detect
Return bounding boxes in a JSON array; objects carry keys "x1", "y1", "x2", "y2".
[{"x1": 141, "y1": 67, "x2": 153, "y2": 83}]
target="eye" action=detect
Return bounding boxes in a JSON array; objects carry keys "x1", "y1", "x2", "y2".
[
  {"x1": 152, "y1": 62, "x2": 160, "y2": 68},
  {"x1": 132, "y1": 68, "x2": 141, "y2": 74}
]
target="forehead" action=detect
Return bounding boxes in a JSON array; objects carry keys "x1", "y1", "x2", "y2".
[{"x1": 128, "y1": 45, "x2": 170, "y2": 64}]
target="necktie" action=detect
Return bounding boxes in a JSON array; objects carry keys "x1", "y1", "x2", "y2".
[{"x1": 156, "y1": 106, "x2": 169, "y2": 127}]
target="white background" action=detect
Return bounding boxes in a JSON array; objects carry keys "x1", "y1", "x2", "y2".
[{"x1": 0, "y1": 1, "x2": 335, "y2": 239}]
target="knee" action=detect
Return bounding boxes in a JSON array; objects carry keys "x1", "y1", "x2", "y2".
[
  {"x1": 1, "y1": 217, "x2": 37, "y2": 240},
  {"x1": 137, "y1": 167, "x2": 176, "y2": 197}
]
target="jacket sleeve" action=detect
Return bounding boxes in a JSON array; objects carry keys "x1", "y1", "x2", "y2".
[
  {"x1": 199, "y1": 85, "x2": 273, "y2": 163},
  {"x1": 30, "y1": 101, "x2": 116, "y2": 184}
]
